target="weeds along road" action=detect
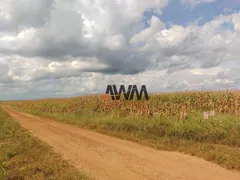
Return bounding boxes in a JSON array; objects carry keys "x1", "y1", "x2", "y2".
[{"x1": 2, "y1": 106, "x2": 240, "y2": 180}]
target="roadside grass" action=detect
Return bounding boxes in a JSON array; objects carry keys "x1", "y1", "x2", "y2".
[
  {"x1": 0, "y1": 107, "x2": 88, "y2": 180},
  {"x1": 10, "y1": 108, "x2": 240, "y2": 172}
]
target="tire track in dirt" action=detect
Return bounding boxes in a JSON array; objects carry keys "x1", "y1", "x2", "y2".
[{"x1": 2, "y1": 106, "x2": 240, "y2": 180}]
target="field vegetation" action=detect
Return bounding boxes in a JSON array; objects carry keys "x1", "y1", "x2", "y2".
[{"x1": 3, "y1": 91, "x2": 240, "y2": 171}]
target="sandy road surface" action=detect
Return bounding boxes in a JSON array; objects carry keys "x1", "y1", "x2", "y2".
[{"x1": 2, "y1": 106, "x2": 240, "y2": 180}]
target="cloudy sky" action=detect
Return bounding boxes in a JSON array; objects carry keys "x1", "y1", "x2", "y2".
[{"x1": 0, "y1": 0, "x2": 240, "y2": 100}]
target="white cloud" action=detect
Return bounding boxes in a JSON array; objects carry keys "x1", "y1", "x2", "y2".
[
  {"x1": 104, "y1": 34, "x2": 126, "y2": 50},
  {"x1": 189, "y1": 67, "x2": 225, "y2": 75},
  {"x1": 130, "y1": 16, "x2": 165, "y2": 45},
  {"x1": 214, "y1": 78, "x2": 234, "y2": 84},
  {"x1": 232, "y1": 13, "x2": 240, "y2": 31}
]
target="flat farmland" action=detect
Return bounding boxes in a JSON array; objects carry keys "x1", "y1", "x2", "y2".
[{"x1": 3, "y1": 91, "x2": 240, "y2": 172}]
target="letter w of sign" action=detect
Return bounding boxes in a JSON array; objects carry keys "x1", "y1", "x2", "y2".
[{"x1": 104, "y1": 85, "x2": 149, "y2": 100}]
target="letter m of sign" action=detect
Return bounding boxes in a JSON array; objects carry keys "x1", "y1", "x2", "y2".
[{"x1": 105, "y1": 85, "x2": 149, "y2": 100}]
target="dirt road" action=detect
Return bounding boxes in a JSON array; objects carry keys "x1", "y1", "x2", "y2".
[{"x1": 3, "y1": 106, "x2": 240, "y2": 180}]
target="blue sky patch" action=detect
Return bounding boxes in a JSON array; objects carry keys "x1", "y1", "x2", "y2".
[{"x1": 143, "y1": 0, "x2": 240, "y2": 28}]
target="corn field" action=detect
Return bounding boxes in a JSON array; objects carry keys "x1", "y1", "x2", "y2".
[{"x1": 4, "y1": 91, "x2": 240, "y2": 119}]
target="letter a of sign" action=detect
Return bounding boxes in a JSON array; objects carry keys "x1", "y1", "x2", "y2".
[{"x1": 105, "y1": 85, "x2": 115, "y2": 100}]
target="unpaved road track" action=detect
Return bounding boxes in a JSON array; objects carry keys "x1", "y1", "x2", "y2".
[{"x1": 3, "y1": 106, "x2": 240, "y2": 180}]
